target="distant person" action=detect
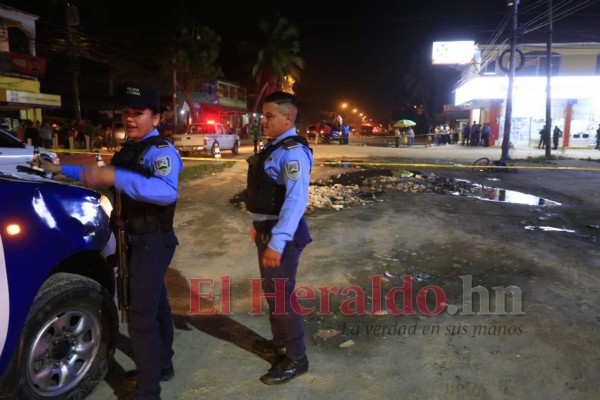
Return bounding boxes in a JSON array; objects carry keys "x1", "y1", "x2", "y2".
[
  {"x1": 552, "y1": 126, "x2": 563, "y2": 150},
  {"x1": 105, "y1": 125, "x2": 115, "y2": 151},
  {"x1": 394, "y1": 127, "x2": 401, "y2": 148},
  {"x1": 406, "y1": 126, "x2": 415, "y2": 147},
  {"x1": 332, "y1": 115, "x2": 343, "y2": 143},
  {"x1": 16, "y1": 120, "x2": 26, "y2": 141},
  {"x1": 538, "y1": 125, "x2": 548, "y2": 149},
  {"x1": 25, "y1": 120, "x2": 40, "y2": 146},
  {"x1": 322, "y1": 122, "x2": 331, "y2": 142},
  {"x1": 462, "y1": 124, "x2": 470, "y2": 146},
  {"x1": 596, "y1": 124, "x2": 600, "y2": 150},
  {"x1": 481, "y1": 123, "x2": 491, "y2": 147},
  {"x1": 40, "y1": 121, "x2": 53, "y2": 148},
  {"x1": 470, "y1": 122, "x2": 480, "y2": 146},
  {"x1": 341, "y1": 123, "x2": 350, "y2": 145},
  {"x1": 251, "y1": 118, "x2": 261, "y2": 153}
]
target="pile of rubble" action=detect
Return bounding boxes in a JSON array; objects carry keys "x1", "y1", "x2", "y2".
[{"x1": 307, "y1": 170, "x2": 474, "y2": 212}]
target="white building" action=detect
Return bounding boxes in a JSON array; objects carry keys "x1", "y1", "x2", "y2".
[
  {"x1": 0, "y1": 4, "x2": 61, "y2": 130},
  {"x1": 454, "y1": 42, "x2": 600, "y2": 148}
]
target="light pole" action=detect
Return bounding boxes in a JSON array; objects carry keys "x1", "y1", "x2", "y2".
[
  {"x1": 172, "y1": 68, "x2": 177, "y2": 133},
  {"x1": 501, "y1": 0, "x2": 520, "y2": 161}
]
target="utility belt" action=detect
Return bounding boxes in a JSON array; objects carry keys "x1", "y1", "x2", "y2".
[{"x1": 252, "y1": 219, "x2": 279, "y2": 233}]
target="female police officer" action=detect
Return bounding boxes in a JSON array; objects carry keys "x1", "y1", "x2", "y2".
[
  {"x1": 38, "y1": 84, "x2": 182, "y2": 400},
  {"x1": 245, "y1": 91, "x2": 313, "y2": 385}
]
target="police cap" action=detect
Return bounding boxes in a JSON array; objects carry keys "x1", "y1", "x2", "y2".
[{"x1": 121, "y1": 84, "x2": 160, "y2": 113}]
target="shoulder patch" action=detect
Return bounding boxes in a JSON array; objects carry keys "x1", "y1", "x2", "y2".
[
  {"x1": 285, "y1": 160, "x2": 301, "y2": 180},
  {"x1": 154, "y1": 155, "x2": 172, "y2": 176},
  {"x1": 283, "y1": 139, "x2": 299, "y2": 150}
]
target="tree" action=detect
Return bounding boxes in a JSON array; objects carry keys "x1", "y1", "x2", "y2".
[
  {"x1": 163, "y1": 23, "x2": 224, "y2": 124},
  {"x1": 251, "y1": 14, "x2": 305, "y2": 112}
]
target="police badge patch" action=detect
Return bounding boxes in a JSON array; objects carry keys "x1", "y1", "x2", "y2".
[
  {"x1": 154, "y1": 156, "x2": 172, "y2": 176},
  {"x1": 285, "y1": 161, "x2": 301, "y2": 180}
]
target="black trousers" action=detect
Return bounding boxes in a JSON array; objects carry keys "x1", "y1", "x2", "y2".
[
  {"x1": 128, "y1": 230, "x2": 178, "y2": 400},
  {"x1": 254, "y1": 219, "x2": 311, "y2": 360}
]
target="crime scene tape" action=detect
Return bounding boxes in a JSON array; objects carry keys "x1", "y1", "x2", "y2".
[{"x1": 49, "y1": 148, "x2": 600, "y2": 171}]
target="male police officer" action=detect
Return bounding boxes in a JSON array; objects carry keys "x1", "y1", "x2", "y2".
[
  {"x1": 245, "y1": 92, "x2": 313, "y2": 385},
  {"x1": 38, "y1": 84, "x2": 182, "y2": 400}
]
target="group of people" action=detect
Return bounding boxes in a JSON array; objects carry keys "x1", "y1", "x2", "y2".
[
  {"x1": 332, "y1": 115, "x2": 350, "y2": 144},
  {"x1": 14, "y1": 119, "x2": 53, "y2": 147},
  {"x1": 38, "y1": 87, "x2": 312, "y2": 399},
  {"x1": 460, "y1": 121, "x2": 491, "y2": 147},
  {"x1": 430, "y1": 124, "x2": 457, "y2": 145},
  {"x1": 394, "y1": 126, "x2": 415, "y2": 147},
  {"x1": 538, "y1": 125, "x2": 564, "y2": 150}
]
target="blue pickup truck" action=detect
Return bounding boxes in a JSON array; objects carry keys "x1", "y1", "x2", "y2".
[{"x1": 0, "y1": 170, "x2": 118, "y2": 399}]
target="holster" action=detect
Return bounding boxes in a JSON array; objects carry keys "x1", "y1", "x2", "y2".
[{"x1": 252, "y1": 219, "x2": 279, "y2": 233}]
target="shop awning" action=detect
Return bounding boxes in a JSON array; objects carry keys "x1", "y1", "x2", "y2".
[{"x1": 0, "y1": 89, "x2": 61, "y2": 109}]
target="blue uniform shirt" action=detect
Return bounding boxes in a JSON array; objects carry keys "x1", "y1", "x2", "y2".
[
  {"x1": 257, "y1": 128, "x2": 313, "y2": 253},
  {"x1": 61, "y1": 130, "x2": 182, "y2": 206}
]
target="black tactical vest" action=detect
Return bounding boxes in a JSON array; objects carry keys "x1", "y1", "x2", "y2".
[
  {"x1": 111, "y1": 135, "x2": 177, "y2": 234},
  {"x1": 245, "y1": 135, "x2": 310, "y2": 215}
]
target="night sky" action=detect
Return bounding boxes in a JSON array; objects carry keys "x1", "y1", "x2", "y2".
[{"x1": 6, "y1": 0, "x2": 600, "y2": 124}]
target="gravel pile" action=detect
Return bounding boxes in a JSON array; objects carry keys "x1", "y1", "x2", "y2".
[{"x1": 307, "y1": 170, "x2": 475, "y2": 212}]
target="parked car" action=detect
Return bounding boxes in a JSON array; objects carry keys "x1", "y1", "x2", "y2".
[
  {"x1": 171, "y1": 122, "x2": 240, "y2": 157},
  {"x1": 359, "y1": 125, "x2": 374, "y2": 136},
  {"x1": 0, "y1": 129, "x2": 60, "y2": 176},
  {"x1": 0, "y1": 170, "x2": 118, "y2": 399},
  {"x1": 305, "y1": 124, "x2": 318, "y2": 139}
]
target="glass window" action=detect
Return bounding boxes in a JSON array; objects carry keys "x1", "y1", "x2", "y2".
[{"x1": 517, "y1": 52, "x2": 561, "y2": 76}]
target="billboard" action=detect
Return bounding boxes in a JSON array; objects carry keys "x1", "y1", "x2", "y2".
[{"x1": 432, "y1": 41, "x2": 475, "y2": 65}]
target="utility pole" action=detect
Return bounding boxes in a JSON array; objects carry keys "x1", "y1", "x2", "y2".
[
  {"x1": 545, "y1": 0, "x2": 553, "y2": 156},
  {"x1": 172, "y1": 68, "x2": 178, "y2": 133},
  {"x1": 501, "y1": 0, "x2": 520, "y2": 161},
  {"x1": 62, "y1": 1, "x2": 81, "y2": 121}
]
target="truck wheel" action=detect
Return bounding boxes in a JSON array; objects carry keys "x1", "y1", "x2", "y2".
[
  {"x1": 232, "y1": 141, "x2": 239, "y2": 155},
  {"x1": 14, "y1": 273, "x2": 118, "y2": 400}
]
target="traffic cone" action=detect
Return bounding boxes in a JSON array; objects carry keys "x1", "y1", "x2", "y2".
[{"x1": 213, "y1": 142, "x2": 222, "y2": 159}]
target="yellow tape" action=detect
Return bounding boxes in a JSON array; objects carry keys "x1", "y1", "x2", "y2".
[{"x1": 49, "y1": 149, "x2": 600, "y2": 170}]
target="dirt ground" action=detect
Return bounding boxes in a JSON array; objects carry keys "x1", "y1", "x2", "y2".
[{"x1": 89, "y1": 143, "x2": 600, "y2": 400}]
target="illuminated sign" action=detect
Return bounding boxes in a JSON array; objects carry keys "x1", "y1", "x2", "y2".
[
  {"x1": 11, "y1": 53, "x2": 46, "y2": 77},
  {"x1": 455, "y1": 76, "x2": 600, "y2": 106},
  {"x1": 432, "y1": 41, "x2": 475, "y2": 65},
  {"x1": 0, "y1": 90, "x2": 61, "y2": 109}
]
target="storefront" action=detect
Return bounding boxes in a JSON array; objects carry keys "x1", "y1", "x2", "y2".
[
  {"x1": 454, "y1": 42, "x2": 600, "y2": 148},
  {"x1": 0, "y1": 77, "x2": 61, "y2": 132}
]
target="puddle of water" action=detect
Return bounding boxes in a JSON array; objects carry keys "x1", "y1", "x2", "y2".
[
  {"x1": 452, "y1": 184, "x2": 561, "y2": 206},
  {"x1": 525, "y1": 226, "x2": 576, "y2": 233}
]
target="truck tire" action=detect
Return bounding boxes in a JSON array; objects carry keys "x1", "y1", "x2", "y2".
[{"x1": 13, "y1": 273, "x2": 118, "y2": 400}]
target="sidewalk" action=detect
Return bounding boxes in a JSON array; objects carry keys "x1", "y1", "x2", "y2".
[{"x1": 308, "y1": 142, "x2": 600, "y2": 163}]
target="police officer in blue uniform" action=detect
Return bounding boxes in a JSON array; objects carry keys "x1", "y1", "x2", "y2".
[
  {"x1": 39, "y1": 84, "x2": 182, "y2": 400},
  {"x1": 245, "y1": 91, "x2": 313, "y2": 385}
]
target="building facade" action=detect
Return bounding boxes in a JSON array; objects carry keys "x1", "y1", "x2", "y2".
[
  {"x1": 454, "y1": 42, "x2": 600, "y2": 148},
  {"x1": 176, "y1": 80, "x2": 249, "y2": 135},
  {"x1": 0, "y1": 5, "x2": 60, "y2": 131}
]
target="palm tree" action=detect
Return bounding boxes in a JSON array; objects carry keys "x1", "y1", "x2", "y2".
[
  {"x1": 251, "y1": 14, "x2": 305, "y2": 111},
  {"x1": 403, "y1": 54, "x2": 434, "y2": 124}
]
